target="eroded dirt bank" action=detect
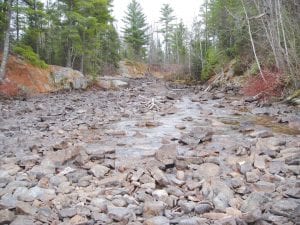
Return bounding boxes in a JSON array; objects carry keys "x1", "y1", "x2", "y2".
[{"x1": 0, "y1": 76, "x2": 299, "y2": 225}]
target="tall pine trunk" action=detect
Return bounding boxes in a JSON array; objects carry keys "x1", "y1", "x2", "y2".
[{"x1": 0, "y1": 0, "x2": 13, "y2": 83}]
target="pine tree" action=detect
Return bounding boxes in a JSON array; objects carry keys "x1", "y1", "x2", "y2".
[
  {"x1": 122, "y1": 0, "x2": 148, "y2": 60},
  {"x1": 171, "y1": 20, "x2": 187, "y2": 64},
  {"x1": 159, "y1": 3, "x2": 176, "y2": 64}
]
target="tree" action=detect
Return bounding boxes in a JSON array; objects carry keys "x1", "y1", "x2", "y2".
[
  {"x1": 159, "y1": 3, "x2": 176, "y2": 64},
  {"x1": 0, "y1": 0, "x2": 13, "y2": 83},
  {"x1": 122, "y1": 0, "x2": 148, "y2": 60},
  {"x1": 171, "y1": 20, "x2": 187, "y2": 64}
]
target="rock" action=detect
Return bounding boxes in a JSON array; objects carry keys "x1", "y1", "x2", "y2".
[
  {"x1": 112, "y1": 80, "x2": 129, "y2": 89},
  {"x1": 249, "y1": 130, "x2": 273, "y2": 138},
  {"x1": 179, "y1": 128, "x2": 213, "y2": 146},
  {"x1": 178, "y1": 217, "x2": 208, "y2": 225},
  {"x1": 144, "y1": 216, "x2": 170, "y2": 225},
  {"x1": 92, "y1": 212, "x2": 112, "y2": 224},
  {"x1": 202, "y1": 212, "x2": 230, "y2": 220},
  {"x1": 155, "y1": 144, "x2": 177, "y2": 168},
  {"x1": 237, "y1": 161, "x2": 253, "y2": 175},
  {"x1": 153, "y1": 190, "x2": 168, "y2": 202},
  {"x1": 214, "y1": 217, "x2": 237, "y2": 225},
  {"x1": 178, "y1": 200, "x2": 196, "y2": 214},
  {"x1": 14, "y1": 186, "x2": 55, "y2": 202},
  {"x1": 254, "y1": 181, "x2": 276, "y2": 193},
  {"x1": 148, "y1": 167, "x2": 169, "y2": 186},
  {"x1": 144, "y1": 201, "x2": 166, "y2": 217},
  {"x1": 10, "y1": 215, "x2": 35, "y2": 225},
  {"x1": 186, "y1": 180, "x2": 202, "y2": 190},
  {"x1": 84, "y1": 144, "x2": 115, "y2": 158},
  {"x1": 195, "y1": 202, "x2": 214, "y2": 214},
  {"x1": 254, "y1": 155, "x2": 266, "y2": 170},
  {"x1": 0, "y1": 194, "x2": 17, "y2": 209},
  {"x1": 107, "y1": 206, "x2": 133, "y2": 222},
  {"x1": 112, "y1": 197, "x2": 128, "y2": 207},
  {"x1": 90, "y1": 164, "x2": 110, "y2": 178},
  {"x1": 176, "y1": 171, "x2": 185, "y2": 180},
  {"x1": 59, "y1": 207, "x2": 77, "y2": 218},
  {"x1": 166, "y1": 92, "x2": 177, "y2": 100},
  {"x1": 241, "y1": 192, "x2": 271, "y2": 213},
  {"x1": 192, "y1": 163, "x2": 220, "y2": 179},
  {"x1": 246, "y1": 170, "x2": 260, "y2": 183},
  {"x1": 51, "y1": 66, "x2": 88, "y2": 90},
  {"x1": 240, "y1": 209, "x2": 262, "y2": 223},
  {"x1": 91, "y1": 198, "x2": 108, "y2": 213},
  {"x1": 165, "y1": 186, "x2": 184, "y2": 197},
  {"x1": 16, "y1": 202, "x2": 36, "y2": 215},
  {"x1": 69, "y1": 215, "x2": 89, "y2": 225},
  {"x1": 0, "y1": 209, "x2": 15, "y2": 224},
  {"x1": 202, "y1": 180, "x2": 234, "y2": 211},
  {"x1": 270, "y1": 199, "x2": 299, "y2": 219}
]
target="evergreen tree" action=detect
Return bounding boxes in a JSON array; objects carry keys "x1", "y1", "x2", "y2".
[
  {"x1": 171, "y1": 20, "x2": 187, "y2": 64},
  {"x1": 159, "y1": 3, "x2": 176, "y2": 64},
  {"x1": 122, "y1": 0, "x2": 148, "y2": 60}
]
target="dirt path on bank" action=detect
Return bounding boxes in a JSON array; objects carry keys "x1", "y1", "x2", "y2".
[{"x1": 0, "y1": 76, "x2": 299, "y2": 225}]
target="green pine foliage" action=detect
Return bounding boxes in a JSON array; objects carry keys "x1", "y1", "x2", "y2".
[
  {"x1": 13, "y1": 44, "x2": 48, "y2": 69},
  {"x1": 122, "y1": 0, "x2": 148, "y2": 60}
]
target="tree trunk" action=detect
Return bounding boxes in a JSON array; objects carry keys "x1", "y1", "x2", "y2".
[
  {"x1": 0, "y1": 0, "x2": 13, "y2": 83},
  {"x1": 241, "y1": 0, "x2": 266, "y2": 82}
]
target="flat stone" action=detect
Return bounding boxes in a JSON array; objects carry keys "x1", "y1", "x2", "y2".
[
  {"x1": 195, "y1": 202, "x2": 214, "y2": 214},
  {"x1": 249, "y1": 130, "x2": 273, "y2": 138},
  {"x1": 254, "y1": 181, "x2": 276, "y2": 193},
  {"x1": 241, "y1": 192, "x2": 271, "y2": 213},
  {"x1": 237, "y1": 161, "x2": 253, "y2": 175},
  {"x1": 153, "y1": 190, "x2": 168, "y2": 202},
  {"x1": 148, "y1": 167, "x2": 169, "y2": 186},
  {"x1": 202, "y1": 212, "x2": 231, "y2": 220},
  {"x1": 0, "y1": 193, "x2": 17, "y2": 209},
  {"x1": 84, "y1": 144, "x2": 115, "y2": 157},
  {"x1": 214, "y1": 217, "x2": 237, "y2": 225},
  {"x1": 90, "y1": 164, "x2": 110, "y2": 178},
  {"x1": 270, "y1": 199, "x2": 299, "y2": 218},
  {"x1": 144, "y1": 201, "x2": 166, "y2": 217},
  {"x1": 16, "y1": 202, "x2": 37, "y2": 215},
  {"x1": 59, "y1": 207, "x2": 77, "y2": 218},
  {"x1": 192, "y1": 163, "x2": 220, "y2": 179},
  {"x1": 246, "y1": 170, "x2": 260, "y2": 183},
  {"x1": 0, "y1": 209, "x2": 15, "y2": 224},
  {"x1": 144, "y1": 216, "x2": 170, "y2": 225},
  {"x1": 178, "y1": 217, "x2": 208, "y2": 225},
  {"x1": 69, "y1": 215, "x2": 89, "y2": 225},
  {"x1": 254, "y1": 155, "x2": 266, "y2": 170},
  {"x1": 107, "y1": 206, "x2": 133, "y2": 222},
  {"x1": 10, "y1": 215, "x2": 35, "y2": 225},
  {"x1": 178, "y1": 200, "x2": 196, "y2": 214}
]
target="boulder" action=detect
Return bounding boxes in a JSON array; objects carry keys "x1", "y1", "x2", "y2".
[{"x1": 51, "y1": 66, "x2": 88, "y2": 90}]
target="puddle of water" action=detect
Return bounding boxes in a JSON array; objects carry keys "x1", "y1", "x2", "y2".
[
  {"x1": 111, "y1": 96, "x2": 299, "y2": 159},
  {"x1": 254, "y1": 115, "x2": 300, "y2": 135}
]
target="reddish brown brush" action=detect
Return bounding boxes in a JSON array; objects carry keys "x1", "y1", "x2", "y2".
[
  {"x1": 0, "y1": 81, "x2": 20, "y2": 97},
  {"x1": 242, "y1": 69, "x2": 285, "y2": 100}
]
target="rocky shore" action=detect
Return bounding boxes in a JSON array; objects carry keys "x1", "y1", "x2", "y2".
[{"x1": 0, "y1": 76, "x2": 299, "y2": 225}]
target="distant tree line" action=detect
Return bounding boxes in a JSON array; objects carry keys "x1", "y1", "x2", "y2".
[
  {"x1": 0, "y1": 0, "x2": 120, "y2": 82},
  {"x1": 1, "y1": 0, "x2": 299, "y2": 89}
]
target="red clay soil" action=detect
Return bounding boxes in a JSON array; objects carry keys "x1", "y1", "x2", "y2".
[{"x1": 0, "y1": 54, "x2": 53, "y2": 97}]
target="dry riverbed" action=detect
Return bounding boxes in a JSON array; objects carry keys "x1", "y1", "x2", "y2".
[{"x1": 0, "y1": 76, "x2": 299, "y2": 225}]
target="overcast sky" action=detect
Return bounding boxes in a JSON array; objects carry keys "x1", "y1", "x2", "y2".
[{"x1": 112, "y1": 0, "x2": 204, "y2": 31}]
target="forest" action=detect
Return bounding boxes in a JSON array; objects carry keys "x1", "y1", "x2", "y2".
[
  {"x1": 0, "y1": 0, "x2": 299, "y2": 93},
  {"x1": 0, "y1": 1, "x2": 300, "y2": 225}
]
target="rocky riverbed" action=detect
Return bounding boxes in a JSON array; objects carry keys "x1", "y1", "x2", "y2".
[{"x1": 0, "y1": 76, "x2": 299, "y2": 225}]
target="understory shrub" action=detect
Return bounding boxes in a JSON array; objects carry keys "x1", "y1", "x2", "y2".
[
  {"x1": 13, "y1": 44, "x2": 48, "y2": 69},
  {"x1": 242, "y1": 69, "x2": 285, "y2": 100}
]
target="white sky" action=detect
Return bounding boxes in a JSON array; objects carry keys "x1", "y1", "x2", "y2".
[{"x1": 112, "y1": 0, "x2": 204, "y2": 32}]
